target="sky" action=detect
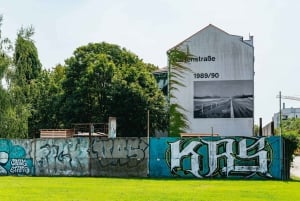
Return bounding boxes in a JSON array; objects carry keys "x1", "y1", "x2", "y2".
[{"x1": 1, "y1": 0, "x2": 300, "y2": 125}]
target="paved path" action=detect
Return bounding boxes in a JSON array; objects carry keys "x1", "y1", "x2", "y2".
[{"x1": 291, "y1": 156, "x2": 300, "y2": 178}]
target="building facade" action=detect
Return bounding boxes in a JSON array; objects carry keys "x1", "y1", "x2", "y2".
[
  {"x1": 169, "y1": 24, "x2": 254, "y2": 136},
  {"x1": 273, "y1": 107, "x2": 300, "y2": 129}
]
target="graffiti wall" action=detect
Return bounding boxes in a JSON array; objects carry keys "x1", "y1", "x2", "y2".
[
  {"x1": 34, "y1": 138, "x2": 90, "y2": 176},
  {"x1": 0, "y1": 139, "x2": 34, "y2": 175},
  {"x1": 90, "y1": 137, "x2": 148, "y2": 177},
  {"x1": 149, "y1": 137, "x2": 282, "y2": 179},
  {"x1": 0, "y1": 137, "x2": 148, "y2": 177},
  {"x1": 0, "y1": 137, "x2": 284, "y2": 179}
]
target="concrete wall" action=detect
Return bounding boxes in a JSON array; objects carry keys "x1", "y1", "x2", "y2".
[
  {"x1": 0, "y1": 139, "x2": 34, "y2": 175},
  {"x1": 150, "y1": 136, "x2": 282, "y2": 179},
  {"x1": 0, "y1": 137, "x2": 284, "y2": 179},
  {"x1": 90, "y1": 138, "x2": 148, "y2": 177},
  {"x1": 35, "y1": 138, "x2": 90, "y2": 176},
  {"x1": 0, "y1": 137, "x2": 148, "y2": 177}
]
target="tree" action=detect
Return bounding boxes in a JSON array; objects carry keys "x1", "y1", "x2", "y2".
[
  {"x1": 29, "y1": 65, "x2": 66, "y2": 136},
  {"x1": 62, "y1": 44, "x2": 118, "y2": 125},
  {"x1": 8, "y1": 26, "x2": 42, "y2": 138},
  {"x1": 276, "y1": 118, "x2": 300, "y2": 179},
  {"x1": 62, "y1": 42, "x2": 167, "y2": 137},
  {"x1": 110, "y1": 63, "x2": 167, "y2": 137},
  {"x1": 0, "y1": 15, "x2": 12, "y2": 138},
  {"x1": 167, "y1": 47, "x2": 192, "y2": 136}
]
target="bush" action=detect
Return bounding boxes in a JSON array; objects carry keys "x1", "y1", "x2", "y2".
[{"x1": 282, "y1": 132, "x2": 300, "y2": 179}]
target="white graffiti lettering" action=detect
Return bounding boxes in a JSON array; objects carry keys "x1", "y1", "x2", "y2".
[
  {"x1": 170, "y1": 140, "x2": 202, "y2": 178},
  {"x1": 169, "y1": 138, "x2": 271, "y2": 178},
  {"x1": 10, "y1": 159, "x2": 30, "y2": 174},
  {"x1": 234, "y1": 138, "x2": 269, "y2": 175},
  {"x1": 11, "y1": 159, "x2": 27, "y2": 166},
  {"x1": 202, "y1": 139, "x2": 235, "y2": 176}
]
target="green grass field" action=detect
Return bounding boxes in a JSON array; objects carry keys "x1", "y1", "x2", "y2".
[{"x1": 1, "y1": 177, "x2": 300, "y2": 201}]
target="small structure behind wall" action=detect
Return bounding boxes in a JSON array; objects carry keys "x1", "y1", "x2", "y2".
[
  {"x1": 72, "y1": 123, "x2": 108, "y2": 137},
  {"x1": 108, "y1": 117, "x2": 117, "y2": 138},
  {"x1": 40, "y1": 129, "x2": 75, "y2": 138}
]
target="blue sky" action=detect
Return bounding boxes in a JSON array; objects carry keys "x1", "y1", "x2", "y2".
[{"x1": 1, "y1": 0, "x2": 300, "y2": 125}]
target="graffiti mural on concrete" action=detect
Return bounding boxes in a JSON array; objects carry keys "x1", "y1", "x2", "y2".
[
  {"x1": 0, "y1": 137, "x2": 283, "y2": 179},
  {"x1": 150, "y1": 137, "x2": 282, "y2": 179},
  {"x1": 90, "y1": 137, "x2": 148, "y2": 177},
  {"x1": 35, "y1": 138, "x2": 89, "y2": 176},
  {"x1": 0, "y1": 139, "x2": 33, "y2": 175}
]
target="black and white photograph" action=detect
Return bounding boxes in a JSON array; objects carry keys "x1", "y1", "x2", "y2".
[{"x1": 194, "y1": 80, "x2": 253, "y2": 118}]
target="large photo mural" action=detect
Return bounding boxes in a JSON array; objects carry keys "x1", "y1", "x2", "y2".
[
  {"x1": 194, "y1": 80, "x2": 254, "y2": 118},
  {"x1": 169, "y1": 25, "x2": 255, "y2": 136}
]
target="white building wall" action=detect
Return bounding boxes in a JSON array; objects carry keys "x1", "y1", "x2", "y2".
[
  {"x1": 273, "y1": 108, "x2": 300, "y2": 128},
  {"x1": 170, "y1": 24, "x2": 254, "y2": 136}
]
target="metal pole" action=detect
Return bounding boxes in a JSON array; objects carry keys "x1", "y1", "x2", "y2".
[
  {"x1": 89, "y1": 123, "x2": 92, "y2": 176},
  {"x1": 278, "y1": 91, "x2": 284, "y2": 180},
  {"x1": 147, "y1": 110, "x2": 150, "y2": 176},
  {"x1": 147, "y1": 110, "x2": 150, "y2": 138},
  {"x1": 259, "y1": 118, "x2": 262, "y2": 137},
  {"x1": 279, "y1": 91, "x2": 282, "y2": 135}
]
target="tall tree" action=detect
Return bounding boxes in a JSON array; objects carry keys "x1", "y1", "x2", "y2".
[
  {"x1": 0, "y1": 15, "x2": 12, "y2": 138},
  {"x1": 0, "y1": 15, "x2": 22, "y2": 138},
  {"x1": 110, "y1": 63, "x2": 167, "y2": 137},
  {"x1": 13, "y1": 26, "x2": 41, "y2": 88},
  {"x1": 62, "y1": 42, "x2": 167, "y2": 137},
  {"x1": 9, "y1": 26, "x2": 42, "y2": 138}
]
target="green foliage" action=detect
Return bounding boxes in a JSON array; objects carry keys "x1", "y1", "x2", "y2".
[
  {"x1": 13, "y1": 26, "x2": 41, "y2": 87},
  {"x1": 29, "y1": 65, "x2": 66, "y2": 136},
  {"x1": 62, "y1": 42, "x2": 167, "y2": 137},
  {"x1": 277, "y1": 118, "x2": 300, "y2": 178},
  {"x1": 281, "y1": 118, "x2": 300, "y2": 135},
  {"x1": 167, "y1": 47, "x2": 192, "y2": 136},
  {"x1": 282, "y1": 132, "x2": 299, "y2": 157},
  {"x1": 110, "y1": 63, "x2": 167, "y2": 136},
  {"x1": 63, "y1": 50, "x2": 116, "y2": 125},
  {"x1": 168, "y1": 104, "x2": 188, "y2": 136},
  {"x1": 0, "y1": 15, "x2": 16, "y2": 138},
  {"x1": 0, "y1": 25, "x2": 42, "y2": 138},
  {"x1": 280, "y1": 119, "x2": 300, "y2": 155}
]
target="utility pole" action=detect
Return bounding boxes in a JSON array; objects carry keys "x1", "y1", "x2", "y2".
[{"x1": 279, "y1": 91, "x2": 282, "y2": 135}]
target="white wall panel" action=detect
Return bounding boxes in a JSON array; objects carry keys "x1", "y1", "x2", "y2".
[{"x1": 170, "y1": 25, "x2": 254, "y2": 136}]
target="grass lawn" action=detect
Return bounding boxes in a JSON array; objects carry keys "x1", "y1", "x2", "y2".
[{"x1": 0, "y1": 177, "x2": 300, "y2": 201}]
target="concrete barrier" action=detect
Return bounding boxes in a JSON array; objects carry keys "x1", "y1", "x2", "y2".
[{"x1": 0, "y1": 136, "x2": 285, "y2": 179}]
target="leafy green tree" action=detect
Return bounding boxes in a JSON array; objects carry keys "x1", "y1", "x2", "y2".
[
  {"x1": 62, "y1": 44, "x2": 118, "y2": 125},
  {"x1": 110, "y1": 63, "x2": 167, "y2": 137},
  {"x1": 7, "y1": 26, "x2": 42, "y2": 138},
  {"x1": 281, "y1": 118, "x2": 300, "y2": 135},
  {"x1": 13, "y1": 26, "x2": 41, "y2": 89},
  {"x1": 276, "y1": 118, "x2": 300, "y2": 179},
  {"x1": 29, "y1": 65, "x2": 66, "y2": 137},
  {"x1": 0, "y1": 15, "x2": 12, "y2": 138},
  {"x1": 167, "y1": 47, "x2": 192, "y2": 136},
  {"x1": 62, "y1": 42, "x2": 167, "y2": 137}
]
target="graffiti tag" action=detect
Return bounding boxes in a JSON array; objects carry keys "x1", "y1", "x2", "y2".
[
  {"x1": 91, "y1": 138, "x2": 148, "y2": 168},
  {"x1": 167, "y1": 137, "x2": 272, "y2": 178}
]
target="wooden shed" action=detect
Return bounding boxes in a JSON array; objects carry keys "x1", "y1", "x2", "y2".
[{"x1": 40, "y1": 129, "x2": 75, "y2": 138}]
